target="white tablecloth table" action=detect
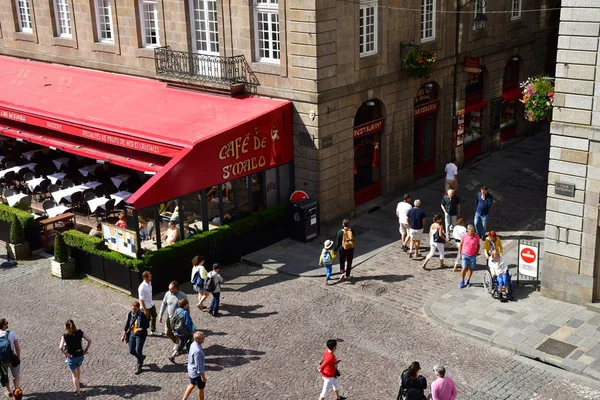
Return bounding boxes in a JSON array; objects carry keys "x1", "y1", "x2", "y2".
[
  {"x1": 111, "y1": 174, "x2": 130, "y2": 188},
  {"x1": 52, "y1": 157, "x2": 70, "y2": 170},
  {"x1": 26, "y1": 177, "x2": 45, "y2": 192},
  {"x1": 0, "y1": 163, "x2": 36, "y2": 178},
  {"x1": 6, "y1": 193, "x2": 28, "y2": 207},
  {"x1": 46, "y1": 205, "x2": 70, "y2": 218},
  {"x1": 47, "y1": 172, "x2": 66, "y2": 184},
  {"x1": 87, "y1": 197, "x2": 110, "y2": 213},
  {"x1": 51, "y1": 182, "x2": 102, "y2": 203},
  {"x1": 81, "y1": 181, "x2": 102, "y2": 190},
  {"x1": 110, "y1": 191, "x2": 132, "y2": 206},
  {"x1": 78, "y1": 163, "x2": 102, "y2": 177}
]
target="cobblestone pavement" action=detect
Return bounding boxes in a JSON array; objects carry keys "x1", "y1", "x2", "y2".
[{"x1": 3, "y1": 253, "x2": 600, "y2": 399}]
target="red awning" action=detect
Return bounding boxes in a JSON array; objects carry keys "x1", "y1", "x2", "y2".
[
  {"x1": 464, "y1": 101, "x2": 489, "y2": 115},
  {"x1": 502, "y1": 88, "x2": 522, "y2": 102},
  {"x1": 0, "y1": 120, "x2": 169, "y2": 172}
]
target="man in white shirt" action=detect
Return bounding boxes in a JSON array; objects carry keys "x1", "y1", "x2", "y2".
[
  {"x1": 395, "y1": 194, "x2": 413, "y2": 252},
  {"x1": 138, "y1": 271, "x2": 157, "y2": 335},
  {"x1": 444, "y1": 157, "x2": 458, "y2": 192}
]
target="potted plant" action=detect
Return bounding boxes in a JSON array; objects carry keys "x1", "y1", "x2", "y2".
[
  {"x1": 404, "y1": 48, "x2": 437, "y2": 80},
  {"x1": 7, "y1": 214, "x2": 29, "y2": 260},
  {"x1": 520, "y1": 76, "x2": 554, "y2": 122},
  {"x1": 51, "y1": 233, "x2": 76, "y2": 278}
]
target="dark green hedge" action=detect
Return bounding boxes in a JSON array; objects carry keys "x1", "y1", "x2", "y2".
[
  {"x1": 53, "y1": 233, "x2": 68, "y2": 263},
  {"x1": 0, "y1": 204, "x2": 35, "y2": 244},
  {"x1": 64, "y1": 230, "x2": 145, "y2": 271}
]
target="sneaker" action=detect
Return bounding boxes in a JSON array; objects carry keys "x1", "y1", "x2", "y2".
[
  {"x1": 338, "y1": 275, "x2": 344, "y2": 283},
  {"x1": 466, "y1": 280, "x2": 471, "y2": 287},
  {"x1": 150, "y1": 330, "x2": 157, "y2": 336},
  {"x1": 402, "y1": 245, "x2": 408, "y2": 252},
  {"x1": 172, "y1": 344, "x2": 178, "y2": 351},
  {"x1": 339, "y1": 396, "x2": 348, "y2": 400},
  {"x1": 459, "y1": 280, "x2": 465, "y2": 289},
  {"x1": 168, "y1": 356, "x2": 175, "y2": 364},
  {"x1": 135, "y1": 366, "x2": 142, "y2": 375}
]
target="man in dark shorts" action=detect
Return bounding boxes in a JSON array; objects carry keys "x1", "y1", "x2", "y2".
[{"x1": 183, "y1": 331, "x2": 206, "y2": 400}]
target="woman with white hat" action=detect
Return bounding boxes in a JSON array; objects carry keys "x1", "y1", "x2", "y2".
[{"x1": 319, "y1": 240, "x2": 336, "y2": 284}]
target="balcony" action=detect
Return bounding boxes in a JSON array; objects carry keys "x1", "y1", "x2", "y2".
[{"x1": 154, "y1": 47, "x2": 259, "y2": 94}]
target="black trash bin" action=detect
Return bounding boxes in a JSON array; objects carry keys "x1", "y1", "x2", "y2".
[{"x1": 289, "y1": 198, "x2": 319, "y2": 242}]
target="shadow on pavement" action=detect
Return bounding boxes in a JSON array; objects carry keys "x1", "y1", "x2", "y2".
[
  {"x1": 147, "y1": 362, "x2": 187, "y2": 374},
  {"x1": 218, "y1": 303, "x2": 278, "y2": 319},
  {"x1": 204, "y1": 344, "x2": 265, "y2": 371},
  {"x1": 26, "y1": 384, "x2": 161, "y2": 399},
  {"x1": 346, "y1": 274, "x2": 413, "y2": 284}
]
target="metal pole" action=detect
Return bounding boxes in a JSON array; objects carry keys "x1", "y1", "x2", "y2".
[{"x1": 516, "y1": 238, "x2": 520, "y2": 288}]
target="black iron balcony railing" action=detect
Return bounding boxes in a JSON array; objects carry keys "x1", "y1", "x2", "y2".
[{"x1": 154, "y1": 46, "x2": 259, "y2": 87}]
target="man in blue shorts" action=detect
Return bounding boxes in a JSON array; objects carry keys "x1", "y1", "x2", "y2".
[{"x1": 183, "y1": 331, "x2": 206, "y2": 400}]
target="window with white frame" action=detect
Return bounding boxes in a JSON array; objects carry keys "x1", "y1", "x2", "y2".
[
  {"x1": 16, "y1": 0, "x2": 33, "y2": 33},
  {"x1": 511, "y1": 0, "x2": 522, "y2": 20},
  {"x1": 94, "y1": 0, "x2": 114, "y2": 42},
  {"x1": 359, "y1": 0, "x2": 377, "y2": 57},
  {"x1": 191, "y1": 0, "x2": 218, "y2": 55},
  {"x1": 254, "y1": 0, "x2": 280, "y2": 63},
  {"x1": 421, "y1": 0, "x2": 435, "y2": 42},
  {"x1": 54, "y1": 0, "x2": 71, "y2": 38},
  {"x1": 139, "y1": 0, "x2": 160, "y2": 47}
]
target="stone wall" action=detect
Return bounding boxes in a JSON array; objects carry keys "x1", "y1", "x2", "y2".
[{"x1": 542, "y1": 0, "x2": 600, "y2": 305}]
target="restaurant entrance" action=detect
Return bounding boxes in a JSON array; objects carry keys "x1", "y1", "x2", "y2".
[
  {"x1": 413, "y1": 82, "x2": 439, "y2": 180},
  {"x1": 353, "y1": 100, "x2": 384, "y2": 206}
]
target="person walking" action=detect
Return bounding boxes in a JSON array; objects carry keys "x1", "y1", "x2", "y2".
[
  {"x1": 158, "y1": 281, "x2": 187, "y2": 347},
  {"x1": 121, "y1": 300, "x2": 149, "y2": 374},
  {"x1": 396, "y1": 194, "x2": 413, "y2": 252},
  {"x1": 451, "y1": 218, "x2": 467, "y2": 272},
  {"x1": 444, "y1": 156, "x2": 458, "y2": 192},
  {"x1": 206, "y1": 264, "x2": 224, "y2": 317},
  {"x1": 59, "y1": 320, "x2": 91, "y2": 397},
  {"x1": 182, "y1": 331, "x2": 206, "y2": 400},
  {"x1": 169, "y1": 298, "x2": 195, "y2": 364},
  {"x1": 440, "y1": 190, "x2": 460, "y2": 235},
  {"x1": 406, "y1": 200, "x2": 426, "y2": 259},
  {"x1": 191, "y1": 256, "x2": 210, "y2": 310},
  {"x1": 318, "y1": 339, "x2": 347, "y2": 400},
  {"x1": 458, "y1": 224, "x2": 480, "y2": 289},
  {"x1": 431, "y1": 365, "x2": 457, "y2": 400},
  {"x1": 398, "y1": 361, "x2": 427, "y2": 400},
  {"x1": 138, "y1": 271, "x2": 157, "y2": 335},
  {"x1": 474, "y1": 185, "x2": 493, "y2": 239},
  {"x1": 483, "y1": 231, "x2": 504, "y2": 259},
  {"x1": 319, "y1": 239, "x2": 336, "y2": 284},
  {"x1": 0, "y1": 318, "x2": 20, "y2": 399},
  {"x1": 334, "y1": 219, "x2": 355, "y2": 282},
  {"x1": 422, "y1": 213, "x2": 446, "y2": 270}
]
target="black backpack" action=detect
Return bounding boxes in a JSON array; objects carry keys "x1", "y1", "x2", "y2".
[{"x1": 204, "y1": 274, "x2": 216, "y2": 293}]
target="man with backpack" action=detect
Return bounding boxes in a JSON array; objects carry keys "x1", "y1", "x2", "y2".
[
  {"x1": 0, "y1": 318, "x2": 20, "y2": 398},
  {"x1": 168, "y1": 298, "x2": 195, "y2": 364},
  {"x1": 206, "y1": 264, "x2": 224, "y2": 317},
  {"x1": 334, "y1": 219, "x2": 356, "y2": 282},
  {"x1": 158, "y1": 281, "x2": 187, "y2": 348}
]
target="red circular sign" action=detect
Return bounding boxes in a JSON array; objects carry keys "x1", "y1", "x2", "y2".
[
  {"x1": 290, "y1": 190, "x2": 309, "y2": 201},
  {"x1": 520, "y1": 247, "x2": 537, "y2": 263}
]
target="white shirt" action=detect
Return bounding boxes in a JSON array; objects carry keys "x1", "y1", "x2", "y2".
[
  {"x1": 138, "y1": 281, "x2": 154, "y2": 309},
  {"x1": 445, "y1": 163, "x2": 458, "y2": 180},
  {"x1": 488, "y1": 256, "x2": 506, "y2": 276},
  {"x1": 396, "y1": 202, "x2": 412, "y2": 224},
  {"x1": 0, "y1": 330, "x2": 18, "y2": 353},
  {"x1": 452, "y1": 225, "x2": 467, "y2": 241}
]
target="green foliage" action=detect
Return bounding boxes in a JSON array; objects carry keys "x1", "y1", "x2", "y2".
[
  {"x1": 53, "y1": 233, "x2": 68, "y2": 263},
  {"x1": 0, "y1": 204, "x2": 35, "y2": 244},
  {"x1": 404, "y1": 48, "x2": 437, "y2": 80},
  {"x1": 64, "y1": 230, "x2": 145, "y2": 271},
  {"x1": 521, "y1": 76, "x2": 554, "y2": 122}
]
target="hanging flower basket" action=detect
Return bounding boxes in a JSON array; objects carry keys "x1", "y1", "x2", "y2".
[
  {"x1": 520, "y1": 76, "x2": 554, "y2": 122},
  {"x1": 404, "y1": 48, "x2": 437, "y2": 80}
]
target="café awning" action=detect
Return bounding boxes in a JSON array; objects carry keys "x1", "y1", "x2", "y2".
[
  {"x1": 0, "y1": 56, "x2": 293, "y2": 209},
  {"x1": 502, "y1": 88, "x2": 523, "y2": 103}
]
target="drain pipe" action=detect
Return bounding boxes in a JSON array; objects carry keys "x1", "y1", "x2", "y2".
[{"x1": 451, "y1": 0, "x2": 461, "y2": 153}]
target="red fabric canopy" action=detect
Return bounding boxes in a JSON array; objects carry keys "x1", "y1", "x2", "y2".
[
  {"x1": 502, "y1": 88, "x2": 523, "y2": 103},
  {"x1": 464, "y1": 100, "x2": 488, "y2": 115}
]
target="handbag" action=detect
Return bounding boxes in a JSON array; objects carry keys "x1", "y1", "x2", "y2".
[{"x1": 335, "y1": 368, "x2": 341, "y2": 377}]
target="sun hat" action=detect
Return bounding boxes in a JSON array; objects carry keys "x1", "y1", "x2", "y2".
[{"x1": 324, "y1": 240, "x2": 333, "y2": 250}]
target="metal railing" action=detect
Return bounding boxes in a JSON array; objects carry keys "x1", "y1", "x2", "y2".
[{"x1": 154, "y1": 47, "x2": 259, "y2": 87}]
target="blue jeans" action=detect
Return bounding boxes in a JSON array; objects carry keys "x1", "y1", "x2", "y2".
[
  {"x1": 129, "y1": 333, "x2": 146, "y2": 367},
  {"x1": 474, "y1": 213, "x2": 488, "y2": 238},
  {"x1": 324, "y1": 264, "x2": 332, "y2": 280},
  {"x1": 209, "y1": 292, "x2": 221, "y2": 315}
]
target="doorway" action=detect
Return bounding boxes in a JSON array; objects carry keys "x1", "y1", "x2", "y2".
[
  {"x1": 413, "y1": 82, "x2": 439, "y2": 180},
  {"x1": 353, "y1": 100, "x2": 384, "y2": 206}
]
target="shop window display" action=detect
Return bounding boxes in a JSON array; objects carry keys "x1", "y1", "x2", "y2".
[{"x1": 463, "y1": 111, "x2": 483, "y2": 145}]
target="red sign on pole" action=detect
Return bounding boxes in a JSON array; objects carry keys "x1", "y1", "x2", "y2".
[
  {"x1": 520, "y1": 247, "x2": 537, "y2": 264},
  {"x1": 464, "y1": 57, "x2": 480, "y2": 73}
]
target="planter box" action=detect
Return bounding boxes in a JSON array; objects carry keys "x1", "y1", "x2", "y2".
[
  {"x1": 51, "y1": 257, "x2": 76, "y2": 279},
  {"x1": 8, "y1": 242, "x2": 30, "y2": 260}
]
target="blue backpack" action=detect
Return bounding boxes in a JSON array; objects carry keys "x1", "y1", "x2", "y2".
[
  {"x1": 0, "y1": 331, "x2": 14, "y2": 363},
  {"x1": 322, "y1": 250, "x2": 331, "y2": 264},
  {"x1": 192, "y1": 270, "x2": 201, "y2": 286}
]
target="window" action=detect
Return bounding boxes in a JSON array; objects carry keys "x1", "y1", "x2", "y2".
[
  {"x1": 54, "y1": 0, "x2": 71, "y2": 38},
  {"x1": 139, "y1": 0, "x2": 160, "y2": 47},
  {"x1": 191, "y1": 0, "x2": 218, "y2": 55},
  {"x1": 359, "y1": 0, "x2": 377, "y2": 57},
  {"x1": 16, "y1": 0, "x2": 33, "y2": 33},
  {"x1": 421, "y1": 0, "x2": 435, "y2": 42},
  {"x1": 94, "y1": 0, "x2": 114, "y2": 43},
  {"x1": 254, "y1": 0, "x2": 280, "y2": 63},
  {"x1": 511, "y1": 0, "x2": 522, "y2": 21}
]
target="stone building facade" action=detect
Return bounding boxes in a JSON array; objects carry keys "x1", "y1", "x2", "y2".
[
  {"x1": 0, "y1": 0, "x2": 558, "y2": 221},
  {"x1": 542, "y1": 0, "x2": 600, "y2": 305}
]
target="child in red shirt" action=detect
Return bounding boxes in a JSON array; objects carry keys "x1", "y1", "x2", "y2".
[{"x1": 317, "y1": 340, "x2": 347, "y2": 400}]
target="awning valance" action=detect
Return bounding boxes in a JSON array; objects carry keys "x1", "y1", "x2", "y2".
[
  {"x1": 502, "y1": 88, "x2": 523, "y2": 103},
  {"x1": 464, "y1": 100, "x2": 489, "y2": 115}
]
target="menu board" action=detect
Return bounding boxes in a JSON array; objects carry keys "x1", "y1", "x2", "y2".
[
  {"x1": 102, "y1": 223, "x2": 138, "y2": 259},
  {"x1": 491, "y1": 97, "x2": 502, "y2": 133}
]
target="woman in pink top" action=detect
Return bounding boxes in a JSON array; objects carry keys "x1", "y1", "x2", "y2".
[
  {"x1": 458, "y1": 224, "x2": 480, "y2": 289},
  {"x1": 431, "y1": 365, "x2": 457, "y2": 400}
]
